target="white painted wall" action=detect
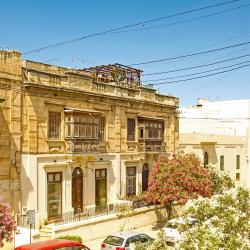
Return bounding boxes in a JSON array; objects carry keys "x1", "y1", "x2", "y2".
[
  {"x1": 180, "y1": 99, "x2": 250, "y2": 136},
  {"x1": 20, "y1": 153, "x2": 154, "y2": 226},
  {"x1": 179, "y1": 133, "x2": 247, "y2": 187}
]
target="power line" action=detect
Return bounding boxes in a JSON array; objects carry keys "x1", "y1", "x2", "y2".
[
  {"x1": 180, "y1": 72, "x2": 234, "y2": 95},
  {"x1": 22, "y1": 0, "x2": 243, "y2": 55},
  {"x1": 143, "y1": 60, "x2": 250, "y2": 82},
  {"x1": 131, "y1": 41, "x2": 250, "y2": 66},
  {"x1": 180, "y1": 116, "x2": 250, "y2": 120},
  {"x1": 110, "y1": 3, "x2": 250, "y2": 35},
  {"x1": 149, "y1": 63, "x2": 250, "y2": 86},
  {"x1": 142, "y1": 53, "x2": 250, "y2": 77}
]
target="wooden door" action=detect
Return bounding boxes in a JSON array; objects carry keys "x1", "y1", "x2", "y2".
[
  {"x1": 72, "y1": 167, "x2": 83, "y2": 213},
  {"x1": 142, "y1": 164, "x2": 149, "y2": 192}
]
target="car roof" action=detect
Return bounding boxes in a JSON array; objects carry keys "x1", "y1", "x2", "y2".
[
  {"x1": 15, "y1": 239, "x2": 84, "y2": 250},
  {"x1": 108, "y1": 231, "x2": 148, "y2": 239},
  {"x1": 167, "y1": 217, "x2": 197, "y2": 224}
]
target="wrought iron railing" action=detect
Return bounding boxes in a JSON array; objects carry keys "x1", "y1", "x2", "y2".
[
  {"x1": 51, "y1": 201, "x2": 146, "y2": 225},
  {"x1": 16, "y1": 214, "x2": 29, "y2": 228}
]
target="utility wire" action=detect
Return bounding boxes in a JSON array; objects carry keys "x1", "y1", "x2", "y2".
[
  {"x1": 149, "y1": 63, "x2": 250, "y2": 86},
  {"x1": 110, "y1": 3, "x2": 250, "y2": 35},
  {"x1": 142, "y1": 53, "x2": 250, "y2": 77},
  {"x1": 22, "y1": 0, "x2": 243, "y2": 55},
  {"x1": 131, "y1": 41, "x2": 250, "y2": 66},
  {"x1": 180, "y1": 116, "x2": 250, "y2": 120},
  {"x1": 143, "y1": 60, "x2": 250, "y2": 82}
]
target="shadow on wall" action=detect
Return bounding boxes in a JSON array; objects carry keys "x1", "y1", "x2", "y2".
[
  {"x1": 0, "y1": 93, "x2": 23, "y2": 213},
  {"x1": 202, "y1": 145, "x2": 218, "y2": 167}
]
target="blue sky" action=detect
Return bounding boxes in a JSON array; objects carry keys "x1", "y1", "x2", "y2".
[{"x1": 1, "y1": 0, "x2": 250, "y2": 106}]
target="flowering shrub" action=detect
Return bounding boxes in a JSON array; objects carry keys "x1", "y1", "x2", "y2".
[
  {"x1": 177, "y1": 187, "x2": 250, "y2": 249},
  {"x1": 0, "y1": 197, "x2": 16, "y2": 247},
  {"x1": 145, "y1": 154, "x2": 213, "y2": 208},
  {"x1": 209, "y1": 167, "x2": 235, "y2": 194}
]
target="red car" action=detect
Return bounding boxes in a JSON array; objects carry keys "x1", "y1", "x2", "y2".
[{"x1": 15, "y1": 239, "x2": 91, "y2": 250}]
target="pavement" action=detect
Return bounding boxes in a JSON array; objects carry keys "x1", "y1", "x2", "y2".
[{"x1": 84, "y1": 224, "x2": 162, "y2": 250}]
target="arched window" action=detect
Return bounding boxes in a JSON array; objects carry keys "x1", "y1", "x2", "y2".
[
  {"x1": 142, "y1": 164, "x2": 149, "y2": 192},
  {"x1": 204, "y1": 152, "x2": 209, "y2": 168}
]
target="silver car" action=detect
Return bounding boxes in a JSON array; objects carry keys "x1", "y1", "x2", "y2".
[{"x1": 100, "y1": 231, "x2": 154, "y2": 250}]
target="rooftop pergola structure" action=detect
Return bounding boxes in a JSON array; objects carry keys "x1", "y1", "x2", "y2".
[{"x1": 81, "y1": 63, "x2": 142, "y2": 87}]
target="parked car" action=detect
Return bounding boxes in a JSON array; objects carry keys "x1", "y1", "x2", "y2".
[
  {"x1": 101, "y1": 231, "x2": 154, "y2": 250},
  {"x1": 163, "y1": 217, "x2": 198, "y2": 245},
  {"x1": 15, "y1": 239, "x2": 91, "y2": 250}
]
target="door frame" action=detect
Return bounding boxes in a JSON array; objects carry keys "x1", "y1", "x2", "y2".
[
  {"x1": 47, "y1": 172, "x2": 62, "y2": 221},
  {"x1": 95, "y1": 169, "x2": 107, "y2": 207}
]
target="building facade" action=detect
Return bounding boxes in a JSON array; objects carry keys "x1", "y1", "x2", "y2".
[
  {"x1": 180, "y1": 98, "x2": 250, "y2": 187},
  {"x1": 0, "y1": 50, "x2": 179, "y2": 223},
  {"x1": 179, "y1": 133, "x2": 247, "y2": 186},
  {"x1": 180, "y1": 98, "x2": 250, "y2": 136}
]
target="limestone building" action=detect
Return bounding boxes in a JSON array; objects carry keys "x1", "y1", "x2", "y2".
[
  {"x1": 179, "y1": 133, "x2": 247, "y2": 186},
  {"x1": 0, "y1": 50, "x2": 179, "y2": 223}
]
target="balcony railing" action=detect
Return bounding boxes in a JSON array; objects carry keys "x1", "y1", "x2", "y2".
[
  {"x1": 66, "y1": 139, "x2": 107, "y2": 153},
  {"x1": 138, "y1": 140, "x2": 165, "y2": 152},
  {"x1": 16, "y1": 214, "x2": 29, "y2": 228}
]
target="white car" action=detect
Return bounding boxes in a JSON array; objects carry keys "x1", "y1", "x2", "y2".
[
  {"x1": 163, "y1": 217, "x2": 198, "y2": 245},
  {"x1": 101, "y1": 231, "x2": 154, "y2": 250}
]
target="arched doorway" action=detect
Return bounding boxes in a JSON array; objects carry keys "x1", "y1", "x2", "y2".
[
  {"x1": 142, "y1": 163, "x2": 149, "y2": 192},
  {"x1": 72, "y1": 167, "x2": 83, "y2": 213}
]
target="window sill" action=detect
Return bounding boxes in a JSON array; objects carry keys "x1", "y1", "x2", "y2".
[{"x1": 47, "y1": 139, "x2": 65, "y2": 143}]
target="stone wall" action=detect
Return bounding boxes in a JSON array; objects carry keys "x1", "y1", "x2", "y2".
[
  {"x1": 0, "y1": 50, "x2": 22, "y2": 213},
  {"x1": 53, "y1": 205, "x2": 184, "y2": 242}
]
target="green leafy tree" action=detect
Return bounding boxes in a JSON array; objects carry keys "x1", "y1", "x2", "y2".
[
  {"x1": 178, "y1": 187, "x2": 250, "y2": 250},
  {"x1": 209, "y1": 167, "x2": 235, "y2": 194}
]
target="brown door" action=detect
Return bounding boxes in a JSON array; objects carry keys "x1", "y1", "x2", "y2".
[
  {"x1": 126, "y1": 167, "x2": 136, "y2": 196},
  {"x1": 72, "y1": 167, "x2": 83, "y2": 213},
  {"x1": 142, "y1": 164, "x2": 149, "y2": 192}
]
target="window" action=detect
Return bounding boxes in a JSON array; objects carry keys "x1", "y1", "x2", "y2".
[
  {"x1": 142, "y1": 164, "x2": 149, "y2": 192},
  {"x1": 138, "y1": 119, "x2": 164, "y2": 140},
  {"x1": 65, "y1": 113, "x2": 105, "y2": 140},
  {"x1": 48, "y1": 112, "x2": 61, "y2": 139},
  {"x1": 204, "y1": 152, "x2": 209, "y2": 168},
  {"x1": 126, "y1": 167, "x2": 136, "y2": 196},
  {"x1": 47, "y1": 172, "x2": 62, "y2": 220},
  {"x1": 220, "y1": 155, "x2": 224, "y2": 171},
  {"x1": 125, "y1": 236, "x2": 141, "y2": 247},
  {"x1": 236, "y1": 173, "x2": 240, "y2": 181},
  {"x1": 127, "y1": 119, "x2": 135, "y2": 141},
  {"x1": 236, "y1": 155, "x2": 240, "y2": 169},
  {"x1": 95, "y1": 169, "x2": 107, "y2": 207}
]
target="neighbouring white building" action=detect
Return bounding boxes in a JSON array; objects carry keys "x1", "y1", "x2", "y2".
[
  {"x1": 180, "y1": 98, "x2": 250, "y2": 187},
  {"x1": 179, "y1": 133, "x2": 247, "y2": 186},
  {"x1": 180, "y1": 98, "x2": 250, "y2": 136}
]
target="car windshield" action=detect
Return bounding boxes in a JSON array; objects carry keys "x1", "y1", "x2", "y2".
[{"x1": 104, "y1": 236, "x2": 124, "y2": 246}]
